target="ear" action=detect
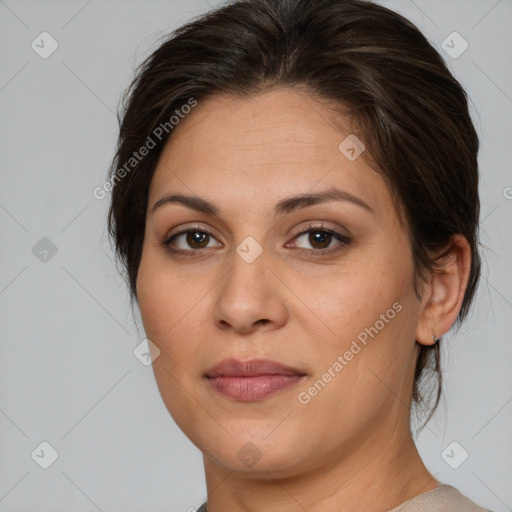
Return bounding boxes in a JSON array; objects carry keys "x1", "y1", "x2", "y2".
[{"x1": 415, "y1": 234, "x2": 472, "y2": 346}]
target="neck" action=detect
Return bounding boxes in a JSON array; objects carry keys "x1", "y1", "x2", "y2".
[{"x1": 201, "y1": 413, "x2": 438, "y2": 512}]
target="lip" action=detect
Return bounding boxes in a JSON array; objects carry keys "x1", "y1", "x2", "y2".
[{"x1": 205, "y1": 358, "x2": 307, "y2": 401}]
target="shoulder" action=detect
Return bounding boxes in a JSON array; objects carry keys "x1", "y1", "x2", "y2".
[
  {"x1": 196, "y1": 486, "x2": 494, "y2": 512},
  {"x1": 389, "y1": 485, "x2": 494, "y2": 512}
]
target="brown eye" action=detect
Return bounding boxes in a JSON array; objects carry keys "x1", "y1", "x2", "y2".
[
  {"x1": 165, "y1": 229, "x2": 221, "y2": 253},
  {"x1": 307, "y1": 231, "x2": 333, "y2": 249},
  {"x1": 185, "y1": 231, "x2": 210, "y2": 249},
  {"x1": 292, "y1": 228, "x2": 349, "y2": 253}
]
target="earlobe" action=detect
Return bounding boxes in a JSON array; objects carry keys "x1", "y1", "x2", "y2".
[{"x1": 415, "y1": 234, "x2": 472, "y2": 346}]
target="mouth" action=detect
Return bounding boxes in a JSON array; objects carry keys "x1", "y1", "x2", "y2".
[{"x1": 204, "y1": 358, "x2": 307, "y2": 402}]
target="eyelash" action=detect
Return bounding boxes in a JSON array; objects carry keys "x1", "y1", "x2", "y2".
[{"x1": 163, "y1": 222, "x2": 351, "y2": 257}]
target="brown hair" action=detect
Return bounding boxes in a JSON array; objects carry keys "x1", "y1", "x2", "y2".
[{"x1": 107, "y1": 0, "x2": 481, "y2": 425}]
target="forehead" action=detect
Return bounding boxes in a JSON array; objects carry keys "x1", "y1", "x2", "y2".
[{"x1": 148, "y1": 88, "x2": 389, "y2": 215}]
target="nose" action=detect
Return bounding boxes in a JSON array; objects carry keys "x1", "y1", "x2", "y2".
[{"x1": 212, "y1": 246, "x2": 289, "y2": 334}]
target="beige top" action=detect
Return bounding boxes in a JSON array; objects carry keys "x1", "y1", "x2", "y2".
[
  {"x1": 388, "y1": 484, "x2": 491, "y2": 511},
  {"x1": 197, "y1": 485, "x2": 493, "y2": 511}
]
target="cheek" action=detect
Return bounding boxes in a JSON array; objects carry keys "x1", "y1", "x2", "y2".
[
  {"x1": 136, "y1": 261, "x2": 165, "y2": 340},
  {"x1": 136, "y1": 249, "x2": 209, "y2": 368},
  {"x1": 289, "y1": 263, "x2": 405, "y2": 347},
  {"x1": 136, "y1": 249, "x2": 181, "y2": 343},
  {"x1": 294, "y1": 254, "x2": 418, "y2": 397},
  {"x1": 136, "y1": 252, "x2": 204, "y2": 423}
]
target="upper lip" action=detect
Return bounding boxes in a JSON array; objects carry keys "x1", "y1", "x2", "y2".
[{"x1": 205, "y1": 358, "x2": 306, "y2": 378}]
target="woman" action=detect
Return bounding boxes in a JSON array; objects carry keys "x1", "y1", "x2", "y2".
[{"x1": 107, "y1": 0, "x2": 492, "y2": 510}]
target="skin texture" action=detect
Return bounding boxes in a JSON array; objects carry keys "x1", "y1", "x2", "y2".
[{"x1": 136, "y1": 87, "x2": 471, "y2": 512}]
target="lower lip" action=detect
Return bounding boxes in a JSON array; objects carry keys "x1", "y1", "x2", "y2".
[{"x1": 206, "y1": 374, "x2": 306, "y2": 401}]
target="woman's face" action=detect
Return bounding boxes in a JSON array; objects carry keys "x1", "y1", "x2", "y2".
[{"x1": 136, "y1": 87, "x2": 429, "y2": 476}]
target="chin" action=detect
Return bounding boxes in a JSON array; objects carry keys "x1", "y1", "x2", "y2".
[{"x1": 198, "y1": 427, "x2": 313, "y2": 477}]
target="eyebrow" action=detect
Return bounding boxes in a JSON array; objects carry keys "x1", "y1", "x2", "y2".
[{"x1": 150, "y1": 187, "x2": 374, "y2": 217}]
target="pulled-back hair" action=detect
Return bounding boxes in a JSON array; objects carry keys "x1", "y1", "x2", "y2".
[{"x1": 107, "y1": 0, "x2": 481, "y2": 425}]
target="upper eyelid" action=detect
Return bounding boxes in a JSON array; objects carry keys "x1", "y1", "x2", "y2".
[
  {"x1": 165, "y1": 223, "x2": 218, "y2": 240},
  {"x1": 291, "y1": 222, "x2": 348, "y2": 236},
  {"x1": 165, "y1": 222, "x2": 349, "y2": 248},
  {"x1": 166, "y1": 221, "x2": 345, "y2": 237},
  {"x1": 288, "y1": 227, "x2": 350, "y2": 250}
]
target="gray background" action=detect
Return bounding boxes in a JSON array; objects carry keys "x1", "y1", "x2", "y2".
[{"x1": 0, "y1": 0, "x2": 511, "y2": 511}]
